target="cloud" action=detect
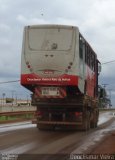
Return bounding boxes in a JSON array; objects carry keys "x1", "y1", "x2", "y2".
[
  {"x1": 16, "y1": 14, "x2": 50, "y2": 25},
  {"x1": 0, "y1": 24, "x2": 10, "y2": 32}
]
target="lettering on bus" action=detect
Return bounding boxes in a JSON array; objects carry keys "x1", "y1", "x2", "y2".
[{"x1": 27, "y1": 78, "x2": 71, "y2": 82}]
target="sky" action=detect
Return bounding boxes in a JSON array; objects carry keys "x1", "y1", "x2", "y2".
[{"x1": 0, "y1": 0, "x2": 115, "y2": 105}]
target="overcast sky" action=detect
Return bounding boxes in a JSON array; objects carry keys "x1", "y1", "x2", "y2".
[{"x1": 0, "y1": 0, "x2": 115, "y2": 105}]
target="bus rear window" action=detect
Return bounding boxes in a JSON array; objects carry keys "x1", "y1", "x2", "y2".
[{"x1": 27, "y1": 28, "x2": 74, "y2": 51}]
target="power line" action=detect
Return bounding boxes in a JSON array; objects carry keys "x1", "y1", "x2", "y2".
[
  {"x1": 0, "y1": 59, "x2": 115, "y2": 84},
  {"x1": 0, "y1": 80, "x2": 20, "y2": 84},
  {"x1": 102, "y1": 60, "x2": 115, "y2": 65},
  {"x1": 102, "y1": 84, "x2": 108, "y2": 88}
]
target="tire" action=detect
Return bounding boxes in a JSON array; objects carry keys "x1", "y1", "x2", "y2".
[
  {"x1": 82, "y1": 111, "x2": 90, "y2": 131},
  {"x1": 90, "y1": 110, "x2": 99, "y2": 128}
]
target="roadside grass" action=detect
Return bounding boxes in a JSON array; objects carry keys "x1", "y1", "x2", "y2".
[
  {"x1": 99, "y1": 108, "x2": 115, "y2": 112},
  {"x1": 0, "y1": 114, "x2": 34, "y2": 122}
]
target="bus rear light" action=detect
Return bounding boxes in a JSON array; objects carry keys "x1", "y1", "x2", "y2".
[
  {"x1": 68, "y1": 66, "x2": 71, "y2": 69},
  {"x1": 35, "y1": 111, "x2": 43, "y2": 117},
  {"x1": 26, "y1": 61, "x2": 32, "y2": 69},
  {"x1": 75, "y1": 112, "x2": 82, "y2": 117},
  {"x1": 67, "y1": 62, "x2": 73, "y2": 69},
  {"x1": 27, "y1": 65, "x2": 31, "y2": 68}
]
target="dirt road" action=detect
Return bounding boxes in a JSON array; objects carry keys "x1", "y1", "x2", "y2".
[
  {"x1": 90, "y1": 131, "x2": 115, "y2": 154},
  {"x1": 0, "y1": 111, "x2": 114, "y2": 160}
]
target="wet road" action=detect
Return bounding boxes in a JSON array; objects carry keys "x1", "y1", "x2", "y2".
[{"x1": 0, "y1": 111, "x2": 114, "y2": 158}]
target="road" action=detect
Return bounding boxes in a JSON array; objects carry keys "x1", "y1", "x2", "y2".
[{"x1": 0, "y1": 111, "x2": 114, "y2": 160}]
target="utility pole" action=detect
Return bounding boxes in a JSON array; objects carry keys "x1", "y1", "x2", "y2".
[
  {"x1": 102, "y1": 60, "x2": 115, "y2": 65},
  {"x1": 2, "y1": 93, "x2": 5, "y2": 107},
  {"x1": 11, "y1": 90, "x2": 15, "y2": 107},
  {"x1": 101, "y1": 84, "x2": 108, "y2": 108},
  {"x1": 108, "y1": 89, "x2": 112, "y2": 107},
  {"x1": 101, "y1": 60, "x2": 115, "y2": 107}
]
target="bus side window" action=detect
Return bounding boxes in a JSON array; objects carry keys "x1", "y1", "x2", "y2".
[
  {"x1": 91, "y1": 53, "x2": 94, "y2": 71},
  {"x1": 87, "y1": 47, "x2": 90, "y2": 66},
  {"x1": 85, "y1": 43, "x2": 87, "y2": 64},
  {"x1": 79, "y1": 36, "x2": 83, "y2": 59}
]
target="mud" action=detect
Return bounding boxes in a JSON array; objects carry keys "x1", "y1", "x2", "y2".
[{"x1": 90, "y1": 131, "x2": 115, "y2": 154}]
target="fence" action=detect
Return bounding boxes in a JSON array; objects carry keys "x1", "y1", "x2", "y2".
[{"x1": 0, "y1": 111, "x2": 35, "y2": 124}]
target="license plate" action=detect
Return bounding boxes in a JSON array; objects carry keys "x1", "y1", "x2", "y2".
[{"x1": 41, "y1": 87, "x2": 60, "y2": 96}]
